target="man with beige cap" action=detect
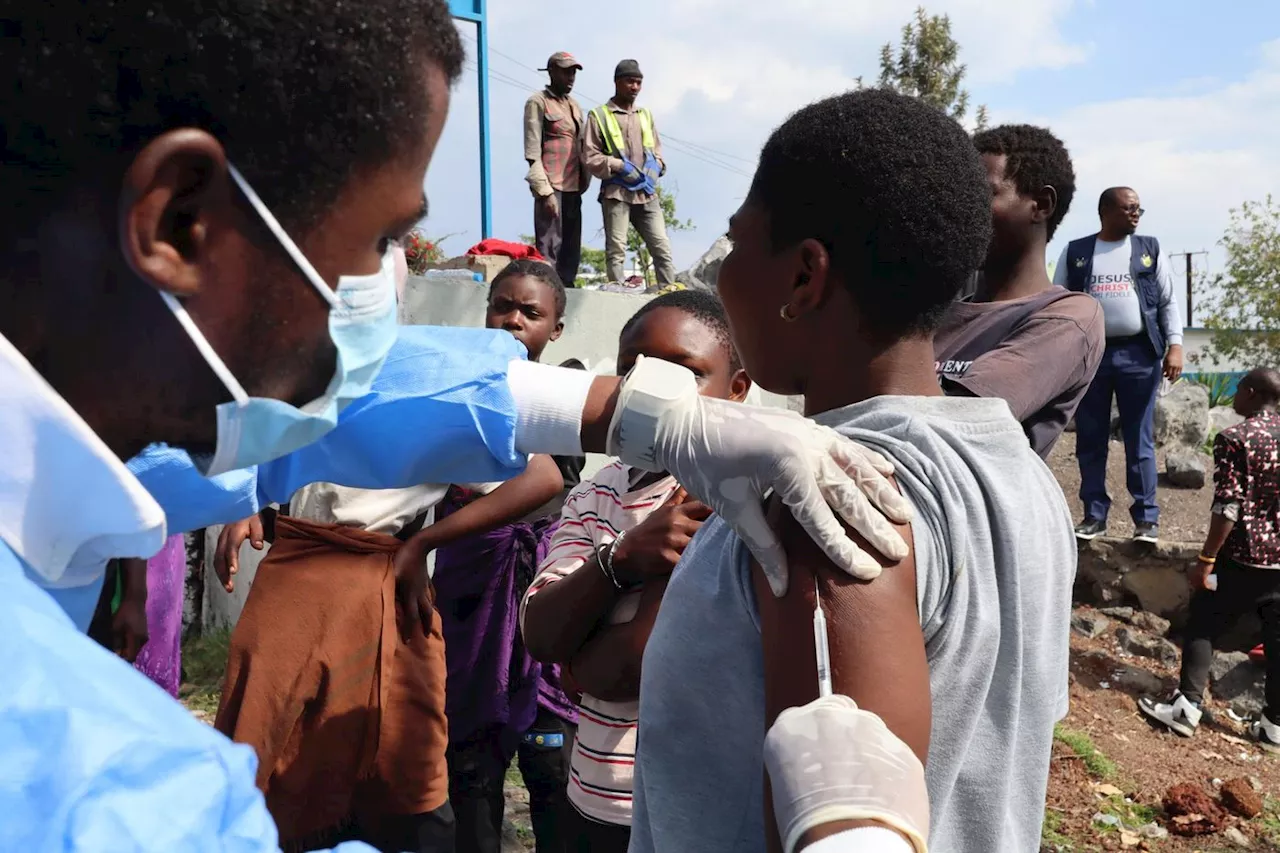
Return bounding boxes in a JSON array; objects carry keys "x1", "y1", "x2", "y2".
[{"x1": 525, "y1": 51, "x2": 590, "y2": 287}]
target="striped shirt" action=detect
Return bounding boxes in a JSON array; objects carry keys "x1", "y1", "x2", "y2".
[{"x1": 520, "y1": 461, "x2": 678, "y2": 826}]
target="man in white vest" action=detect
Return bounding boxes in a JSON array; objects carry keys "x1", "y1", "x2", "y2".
[{"x1": 583, "y1": 59, "x2": 677, "y2": 289}]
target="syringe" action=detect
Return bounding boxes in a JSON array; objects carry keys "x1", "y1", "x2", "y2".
[{"x1": 813, "y1": 582, "x2": 833, "y2": 698}]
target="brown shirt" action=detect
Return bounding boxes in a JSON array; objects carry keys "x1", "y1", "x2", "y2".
[
  {"x1": 583, "y1": 98, "x2": 665, "y2": 205},
  {"x1": 524, "y1": 89, "x2": 589, "y2": 196},
  {"x1": 934, "y1": 287, "x2": 1105, "y2": 458}
]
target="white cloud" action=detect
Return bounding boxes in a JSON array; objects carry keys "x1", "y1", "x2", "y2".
[
  {"x1": 430, "y1": 2, "x2": 1279, "y2": 308},
  {"x1": 1029, "y1": 38, "x2": 1280, "y2": 323}
]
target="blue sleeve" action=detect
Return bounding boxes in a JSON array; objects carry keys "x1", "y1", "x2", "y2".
[
  {"x1": 254, "y1": 325, "x2": 526, "y2": 503},
  {"x1": 130, "y1": 325, "x2": 527, "y2": 533}
]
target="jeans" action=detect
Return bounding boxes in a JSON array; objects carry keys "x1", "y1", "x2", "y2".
[
  {"x1": 534, "y1": 191, "x2": 583, "y2": 287},
  {"x1": 1180, "y1": 557, "x2": 1280, "y2": 718},
  {"x1": 601, "y1": 197, "x2": 675, "y2": 286},
  {"x1": 448, "y1": 707, "x2": 576, "y2": 853},
  {"x1": 1075, "y1": 336, "x2": 1162, "y2": 525}
]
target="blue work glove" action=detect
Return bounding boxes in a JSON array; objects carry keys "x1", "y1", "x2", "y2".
[{"x1": 618, "y1": 161, "x2": 642, "y2": 185}]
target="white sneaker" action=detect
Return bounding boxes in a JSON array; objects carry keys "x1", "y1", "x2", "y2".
[
  {"x1": 1138, "y1": 691, "x2": 1203, "y2": 737},
  {"x1": 1250, "y1": 712, "x2": 1280, "y2": 754}
]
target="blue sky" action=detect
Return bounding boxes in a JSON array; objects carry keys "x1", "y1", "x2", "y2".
[{"x1": 425, "y1": 0, "x2": 1280, "y2": 323}]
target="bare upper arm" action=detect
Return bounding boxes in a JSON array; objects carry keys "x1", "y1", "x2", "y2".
[{"x1": 753, "y1": 491, "x2": 931, "y2": 761}]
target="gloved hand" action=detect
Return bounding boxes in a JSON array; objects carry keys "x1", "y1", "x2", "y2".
[
  {"x1": 764, "y1": 696, "x2": 929, "y2": 853},
  {"x1": 617, "y1": 161, "x2": 642, "y2": 184},
  {"x1": 608, "y1": 356, "x2": 911, "y2": 594}
]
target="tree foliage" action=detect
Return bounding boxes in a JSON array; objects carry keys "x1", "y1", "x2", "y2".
[
  {"x1": 863, "y1": 6, "x2": 987, "y2": 129},
  {"x1": 1192, "y1": 195, "x2": 1280, "y2": 370}
]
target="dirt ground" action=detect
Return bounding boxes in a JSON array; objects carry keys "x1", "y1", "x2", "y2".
[
  {"x1": 1048, "y1": 620, "x2": 1280, "y2": 852},
  {"x1": 1047, "y1": 432, "x2": 1213, "y2": 545}
]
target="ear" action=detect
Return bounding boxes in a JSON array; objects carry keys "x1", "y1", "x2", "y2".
[
  {"x1": 551, "y1": 319, "x2": 565, "y2": 342},
  {"x1": 729, "y1": 368, "x2": 752, "y2": 403},
  {"x1": 118, "y1": 128, "x2": 230, "y2": 298},
  {"x1": 1031, "y1": 184, "x2": 1058, "y2": 228},
  {"x1": 780, "y1": 238, "x2": 833, "y2": 320}
]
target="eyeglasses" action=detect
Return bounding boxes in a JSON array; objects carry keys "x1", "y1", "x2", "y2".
[{"x1": 1121, "y1": 204, "x2": 1145, "y2": 216}]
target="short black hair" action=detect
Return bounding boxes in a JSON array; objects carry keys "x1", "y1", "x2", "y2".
[
  {"x1": 620, "y1": 289, "x2": 742, "y2": 371},
  {"x1": 1099, "y1": 187, "x2": 1135, "y2": 215},
  {"x1": 489, "y1": 259, "x2": 567, "y2": 320},
  {"x1": 0, "y1": 0, "x2": 464, "y2": 235},
  {"x1": 973, "y1": 124, "x2": 1076, "y2": 240},
  {"x1": 749, "y1": 88, "x2": 991, "y2": 336},
  {"x1": 1246, "y1": 367, "x2": 1280, "y2": 406}
]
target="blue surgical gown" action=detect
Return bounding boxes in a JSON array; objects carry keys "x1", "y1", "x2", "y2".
[
  {"x1": 46, "y1": 325, "x2": 527, "y2": 630},
  {"x1": 1, "y1": 543, "x2": 375, "y2": 851}
]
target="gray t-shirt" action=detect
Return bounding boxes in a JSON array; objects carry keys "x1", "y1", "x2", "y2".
[{"x1": 630, "y1": 396, "x2": 1075, "y2": 853}]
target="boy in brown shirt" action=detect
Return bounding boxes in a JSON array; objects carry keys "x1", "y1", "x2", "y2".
[{"x1": 934, "y1": 124, "x2": 1104, "y2": 458}]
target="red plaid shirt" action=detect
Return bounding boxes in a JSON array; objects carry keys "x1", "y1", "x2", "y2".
[
  {"x1": 523, "y1": 89, "x2": 588, "y2": 196},
  {"x1": 1214, "y1": 412, "x2": 1280, "y2": 567}
]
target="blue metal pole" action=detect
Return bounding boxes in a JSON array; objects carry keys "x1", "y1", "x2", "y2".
[{"x1": 475, "y1": 0, "x2": 493, "y2": 239}]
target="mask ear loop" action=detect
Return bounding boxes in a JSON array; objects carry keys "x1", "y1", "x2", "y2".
[
  {"x1": 158, "y1": 290, "x2": 249, "y2": 407},
  {"x1": 226, "y1": 163, "x2": 341, "y2": 310}
]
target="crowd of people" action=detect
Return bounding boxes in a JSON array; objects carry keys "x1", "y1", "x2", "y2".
[
  {"x1": 4, "y1": 3, "x2": 1279, "y2": 853},
  {"x1": 524, "y1": 53, "x2": 675, "y2": 291}
]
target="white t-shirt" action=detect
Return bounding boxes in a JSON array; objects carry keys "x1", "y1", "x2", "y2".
[
  {"x1": 1053, "y1": 238, "x2": 1143, "y2": 338},
  {"x1": 1052, "y1": 236, "x2": 1183, "y2": 345}
]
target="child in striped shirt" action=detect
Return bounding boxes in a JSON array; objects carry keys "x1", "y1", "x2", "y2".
[{"x1": 520, "y1": 290, "x2": 750, "y2": 852}]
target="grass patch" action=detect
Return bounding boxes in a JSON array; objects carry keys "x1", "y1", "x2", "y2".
[
  {"x1": 1261, "y1": 798, "x2": 1280, "y2": 845},
  {"x1": 179, "y1": 629, "x2": 231, "y2": 717},
  {"x1": 1095, "y1": 796, "x2": 1160, "y2": 829},
  {"x1": 1042, "y1": 808, "x2": 1074, "y2": 851},
  {"x1": 1054, "y1": 724, "x2": 1118, "y2": 780}
]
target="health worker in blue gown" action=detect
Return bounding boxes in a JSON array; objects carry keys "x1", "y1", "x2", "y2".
[{"x1": 0, "y1": 2, "x2": 913, "y2": 851}]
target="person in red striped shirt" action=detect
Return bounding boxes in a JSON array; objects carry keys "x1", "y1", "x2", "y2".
[{"x1": 520, "y1": 290, "x2": 750, "y2": 852}]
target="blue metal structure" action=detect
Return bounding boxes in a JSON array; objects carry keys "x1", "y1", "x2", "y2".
[{"x1": 450, "y1": 0, "x2": 493, "y2": 238}]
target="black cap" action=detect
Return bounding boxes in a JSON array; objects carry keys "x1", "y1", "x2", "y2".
[{"x1": 614, "y1": 59, "x2": 643, "y2": 80}]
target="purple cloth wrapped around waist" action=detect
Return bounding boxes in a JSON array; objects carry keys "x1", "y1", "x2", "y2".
[{"x1": 432, "y1": 493, "x2": 578, "y2": 745}]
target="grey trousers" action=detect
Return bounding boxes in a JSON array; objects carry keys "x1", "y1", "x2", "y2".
[{"x1": 602, "y1": 197, "x2": 676, "y2": 286}]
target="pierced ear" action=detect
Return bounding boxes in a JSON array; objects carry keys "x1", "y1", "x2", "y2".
[
  {"x1": 729, "y1": 368, "x2": 752, "y2": 403},
  {"x1": 788, "y1": 238, "x2": 832, "y2": 318},
  {"x1": 118, "y1": 128, "x2": 229, "y2": 298}
]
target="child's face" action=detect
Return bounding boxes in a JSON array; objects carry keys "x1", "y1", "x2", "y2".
[
  {"x1": 616, "y1": 307, "x2": 748, "y2": 401},
  {"x1": 485, "y1": 274, "x2": 563, "y2": 362}
]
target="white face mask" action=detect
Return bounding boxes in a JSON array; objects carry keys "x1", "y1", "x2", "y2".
[{"x1": 160, "y1": 164, "x2": 399, "y2": 476}]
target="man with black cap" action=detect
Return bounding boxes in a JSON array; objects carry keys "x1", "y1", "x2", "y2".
[
  {"x1": 584, "y1": 59, "x2": 676, "y2": 289},
  {"x1": 525, "y1": 51, "x2": 590, "y2": 287}
]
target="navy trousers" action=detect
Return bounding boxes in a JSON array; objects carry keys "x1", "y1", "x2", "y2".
[{"x1": 1074, "y1": 336, "x2": 1162, "y2": 525}]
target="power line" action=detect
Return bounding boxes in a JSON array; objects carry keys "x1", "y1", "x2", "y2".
[
  {"x1": 463, "y1": 61, "x2": 752, "y2": 178},
  {"x1": 459, "y1": 32, "x2": 754, "y2": 176}
]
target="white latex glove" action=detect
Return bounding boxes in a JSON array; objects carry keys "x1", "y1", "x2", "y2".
[
  {"x1": 764, "y1": 696, "x2": 929, "y2": 853},
  {"x1": 608, "y1": 357, "x2": 912, "y2": 595}
]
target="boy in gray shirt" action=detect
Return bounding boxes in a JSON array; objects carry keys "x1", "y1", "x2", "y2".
[{"x1": 630, "y1": 90, "x2": 1076, "y2": 853}]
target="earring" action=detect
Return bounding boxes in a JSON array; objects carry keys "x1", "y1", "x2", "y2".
[{"x1": 779, "y1": 304, "x2": 798, "y2": 322}]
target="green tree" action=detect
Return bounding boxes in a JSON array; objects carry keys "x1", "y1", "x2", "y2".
[
  {"x1": 1192, "y1": 195, "x2": 1280, "y2": 369},
  {"x1": 578, "y1": 246, "x2": 608, "y2": 285},
  {"x1": 862, "y1": 6, "x2": 988, "y2": 129},
  {"x1": 627, "y1": 186, "x2": 694, "y2": 286}
]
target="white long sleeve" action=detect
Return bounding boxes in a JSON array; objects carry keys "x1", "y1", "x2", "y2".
[
  {"x1": 507, "y1": 359, "x2": 596, "y2": 457},
  {"x1": 1154, "y1": 253, "x2": 1184, "y2": 345},
  {"x1": 800, "y1": 826, "x2": 915, "y2": 853}
]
